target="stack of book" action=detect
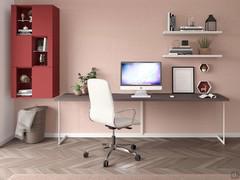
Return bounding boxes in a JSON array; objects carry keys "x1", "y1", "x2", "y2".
[
  {"x1": 169, "y1": 46, "x2": 193, "y2": 55},
  {"x1": 180, "y1": 26, "x2": 204, "y2": 31},
  {"x1": 17, "y1": 29, "x2": 32, "y2": 35},
  {"x1": 17, "y1": 89, "x2": 32, "y2": 96}
]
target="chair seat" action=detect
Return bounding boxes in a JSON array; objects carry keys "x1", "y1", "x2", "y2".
[{"x1": 114, "y1": 117, "x2": 139, "y2": 128}]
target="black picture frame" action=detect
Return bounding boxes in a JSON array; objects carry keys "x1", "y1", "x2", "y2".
[{"x1": 172, "y1": 66, "x2": 195, "y2": 94}]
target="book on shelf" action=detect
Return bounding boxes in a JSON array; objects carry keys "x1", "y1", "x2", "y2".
[
  {"x1": 169, "y1": 46, "x2": 193, "y2": 55},
  {"x1": 180, "y1": 30, "x2": 204, "y2": 32},
  {"x1": 36, "y1": 38, "x2": 48, "y2": 52},
  {"x1": 17, "y1": 33, "x2": 32, "y2": 35},
  {"x1": 180, "y1": 26, "x2": 204, "y2": 31},
  {"x1": 169, "y1": 51, "x2": 193, "y2": 55},
  {"x1": 169, "y1": 49, "x2": 193, "y2": 52},
  {"x1": 18, "y1": 29, "x2": 32, "y2": 33},
  {"x1": 43, "y1": 38, "x2": 47, "y2": 52},
  {"x1": 168, "y1": 53, "x2": 178, "y2": 56},
  {"x1": 17, "y1": 89, "x2": 32, "y2": 96},
  {"x1": 180, "y1": 26, "x2": 204, "y2": 28},
  {"x1": 18, "y1": 89, "x2": 32, "y2": 93},
  {"x1": 17, "y1": 93, "x2": 32, "y2": 96},
  {"x1": 180, "y1": 26, "x2": 204, "y2": 29},
  {"x1": 17, "y1": 20, "x2": 31, "y2": 22},
  {"x1": 169, "y1": 47, "x2": 193, "y2": 51},
  {"x1": 179, "y1": 45, "x2": 191, "y2": 48},
  {"x1": 170, "y1": 47, "x2": 192, "y2": 49}
]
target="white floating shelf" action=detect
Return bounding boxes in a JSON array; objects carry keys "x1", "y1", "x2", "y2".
[
  {"x1": 163, "y1": 31, "x2": 223, "y2": 35},
  {"x1": 162, "y1": 54, "x2": 223, "y2": 58}
]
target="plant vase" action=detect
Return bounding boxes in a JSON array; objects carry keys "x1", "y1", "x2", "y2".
[
  {"x1": 80, "y1": 85, "x2": 88, "y2": 95},
  {"x1": 199, "y1": 48, "x2": 211, "y2": 55},
  {"x1": 73, "y1": 89, "x2": 82, "y2": 96}
]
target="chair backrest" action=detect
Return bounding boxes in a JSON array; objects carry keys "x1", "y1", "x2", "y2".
[{"x1": 87, "y1": 79, "x2": 115, "y2": 127}]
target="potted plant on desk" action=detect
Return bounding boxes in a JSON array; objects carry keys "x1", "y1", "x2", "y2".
[
  {"x1": 72, "y1": 67, "x2": 97, "y2": 95},
  {"x1": 73, "y1": 83, "x2": 82, "y2": 96}
]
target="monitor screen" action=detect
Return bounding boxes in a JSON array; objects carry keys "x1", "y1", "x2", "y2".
[{"x1": 121, "y1": 62, "x2": 162, "y2": 86}]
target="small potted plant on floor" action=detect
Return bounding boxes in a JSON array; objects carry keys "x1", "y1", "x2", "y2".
[{"x1": 198, "y1": 37, "x2": 211, "y2": 55}]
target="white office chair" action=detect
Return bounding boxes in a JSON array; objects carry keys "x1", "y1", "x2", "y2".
[{"x1": 84, "y1": 79, "x2": 141, "y2": 167}]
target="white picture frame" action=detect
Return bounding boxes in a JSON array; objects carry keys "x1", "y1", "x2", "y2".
[{"x1": 172, "y1": 67, "x2": 195, "y2": 93}]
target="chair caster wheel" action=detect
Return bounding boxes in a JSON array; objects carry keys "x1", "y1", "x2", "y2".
[
  {"x1": 135, "y1": 154, "x2": 141, "y2": 161},
  {"x1": 103, "y1": 160, "x2": 109, "y2": 167},
  {"x1": 83, "y1": 151, "x2": 89, "y2": 158},
  {"x1": 131, "y1": 144, "x2": 136, "y2": 150}
]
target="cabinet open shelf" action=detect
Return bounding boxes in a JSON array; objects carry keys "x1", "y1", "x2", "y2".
[
  {"x1": 16, "y1": 6, "x2": 32, "y2": 35},
  {"x1": 16, "y1": 68, "x2": 32, "y2": 97},
  {"x1": 162, "y1": 54, "x2": 223, "y2": 58},
  {"x1": 163, "y1": 31, "x2": 223, "y2": 35},
  {"x1": 32, "y1": 37, "x2": 48, "y2": 66}
]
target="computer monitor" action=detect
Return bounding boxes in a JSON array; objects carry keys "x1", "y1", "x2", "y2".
[{"x1": 120, "y1": 61, "x2": 162, "y2": 98}]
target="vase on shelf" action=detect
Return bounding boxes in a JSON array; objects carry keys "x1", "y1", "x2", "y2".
[{"x1": 199, "y1": 48, "x2": 211, "y2": 55}]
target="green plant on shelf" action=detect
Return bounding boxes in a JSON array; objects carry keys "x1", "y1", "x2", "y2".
[
  {"x1": 198, "y1": 36, "x2": 211, "y2": 48},
  {"x1": 198, "y1": 37, "x2": 211, "y2": 54}
]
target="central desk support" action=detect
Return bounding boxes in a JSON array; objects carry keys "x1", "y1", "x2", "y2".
[{"x1": 55, "y1": 93, "x2": 229, "y2": 145}]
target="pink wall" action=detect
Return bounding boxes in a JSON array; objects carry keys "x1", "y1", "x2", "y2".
[{"x1": 14, "y1": 0, "x2": 240, "y2": 135}]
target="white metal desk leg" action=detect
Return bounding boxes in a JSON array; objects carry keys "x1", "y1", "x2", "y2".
[
  {"x1": 217, "y1": 102, "x2": 225, "y2": 145},
  {"x1": 58, "y1": 101, "x2": 60, "y2": 144},
  {"x1": 140, "y1": 101, "x2": 144, "y2": 135},
  {"x1": 58, "y1": 101, "x2": 68, "y2": 145}
]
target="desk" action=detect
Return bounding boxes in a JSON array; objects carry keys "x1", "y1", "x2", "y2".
[{"x1": 55, "y1": 93, "x2": 229, "y2": 145}]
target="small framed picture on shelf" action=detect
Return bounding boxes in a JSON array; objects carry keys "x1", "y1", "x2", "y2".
[{"x1": 172, "y1": 66, "x2": 195, "y2": 93}]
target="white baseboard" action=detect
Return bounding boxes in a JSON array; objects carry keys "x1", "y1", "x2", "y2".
[
  {"x1": 45, "y1": 132, "x2": 240, "y2": 138},
  {"x1": 0, "y1": 135, "x2": 14, "y2": 147}
]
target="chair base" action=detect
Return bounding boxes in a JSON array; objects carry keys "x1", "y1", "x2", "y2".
[{"x1": 83, "y1": 129, "x2": 141, "y2": 167}]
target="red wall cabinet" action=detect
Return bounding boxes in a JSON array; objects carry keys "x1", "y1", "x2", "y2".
[{"x1": 11, "y1": 5, "x2": 59, "y2": 98}]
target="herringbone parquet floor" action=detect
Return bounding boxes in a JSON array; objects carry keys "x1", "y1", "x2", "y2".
[{"x1": 1, "y1": 138, "x2": 240, "y2": 180}]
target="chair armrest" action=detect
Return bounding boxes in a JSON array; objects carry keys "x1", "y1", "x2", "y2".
[{"x1": 115, "y1": 108, "x2": 136, "y2": 125}]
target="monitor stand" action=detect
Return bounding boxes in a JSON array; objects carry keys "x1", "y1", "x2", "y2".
[{"x1": 131, "y1": 90, "x2": 151, "y2": 98}]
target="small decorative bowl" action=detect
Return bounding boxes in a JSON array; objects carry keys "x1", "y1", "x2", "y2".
[{"x1": 20, "y1": 74, "x2": 30, "y2": 83}]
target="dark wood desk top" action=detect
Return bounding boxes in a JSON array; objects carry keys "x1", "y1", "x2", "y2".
[{"x1": 55, "y1": 93, "x2": 229, "y2": 102}]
